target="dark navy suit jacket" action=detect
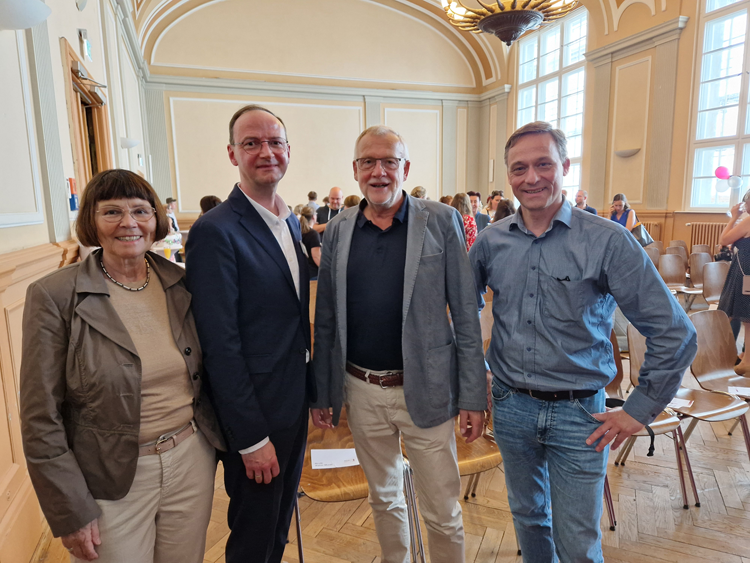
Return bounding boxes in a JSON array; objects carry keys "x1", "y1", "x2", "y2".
[{"x1": 186, "y1": 185, "x2": 315, "y2": 452}]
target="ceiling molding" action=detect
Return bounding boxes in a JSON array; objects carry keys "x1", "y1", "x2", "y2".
[{"x1": 584, "y1": 15, "x2": 687, "y2": 67}]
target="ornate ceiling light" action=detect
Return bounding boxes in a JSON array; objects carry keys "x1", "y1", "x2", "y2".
[{"x1": 440, "y1": 0, "x2": 579, "y2": 47}]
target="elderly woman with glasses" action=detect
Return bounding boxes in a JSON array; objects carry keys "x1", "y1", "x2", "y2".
[{"x1": 20, "y1": 169, "x2": 224, "y2": 563}]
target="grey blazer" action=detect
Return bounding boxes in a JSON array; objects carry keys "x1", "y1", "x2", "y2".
[{"x1": 312, "y1": 195, "x2": 487, "y2": 429}]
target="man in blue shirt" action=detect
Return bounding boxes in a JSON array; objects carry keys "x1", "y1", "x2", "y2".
[
  {"x1": 469, "y1": 121, "x2": 696, "y2": 563},
  {"x1": 468, "y1": 191, "x2": 490, "y2": 231}
]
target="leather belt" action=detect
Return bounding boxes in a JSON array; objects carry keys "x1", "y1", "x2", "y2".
[
  {"x1": 515, "y1": 387, "x2": 598, "y2": 401},
  {"x1": 346, "y1": 362, "x2": 403, "y2": 388},
  {"x1": 139, "y1": 421, "x2": 195, "y2": 457}
]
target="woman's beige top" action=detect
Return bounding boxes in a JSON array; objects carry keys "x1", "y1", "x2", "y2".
[{"x1": 107, "y1": 271, "x2": 194, "y2": 444}]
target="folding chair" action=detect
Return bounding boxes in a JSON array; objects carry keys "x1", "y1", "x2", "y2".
[
  {"x1": 702, "y1": 261, "x2": 729, "y2": 307},
  {"x1": 689, "y1": 252, "x2": 712, "y2": 289},
  {"x1": 658, "y1": 254, "x2": 702, "y2": 312}
]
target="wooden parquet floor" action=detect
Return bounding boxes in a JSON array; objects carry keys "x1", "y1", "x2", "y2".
[{"x1": 39, "y1": 367, "x2": 750, "y2": 563}]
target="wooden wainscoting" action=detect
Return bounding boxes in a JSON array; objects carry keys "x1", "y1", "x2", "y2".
[{"x1": 0, "y1": 242, "x2": 78, "y2": 563}]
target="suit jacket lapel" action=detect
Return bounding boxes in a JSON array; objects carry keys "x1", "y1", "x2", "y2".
[
  {"x1": 229, "y1": 186, "x2": 297, "y2": 297},
  {"x1": 335, "y1": 212, "x2": 357, "y2": 357},
  {"x1": 402, "y1": 197, "x2": 428, "y2": 330}
]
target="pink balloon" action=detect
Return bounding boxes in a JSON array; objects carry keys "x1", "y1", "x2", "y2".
[{"x1": 716, "y1": 166, "x2": 731, "y2": 180}]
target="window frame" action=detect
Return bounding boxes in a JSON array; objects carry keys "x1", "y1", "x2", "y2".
[
  {"x1": 687, "y1": 0, "x2": 750, "y2": 211},
  {"x1": 515, "y1": 7, "x2": 588, "y2": 200}
]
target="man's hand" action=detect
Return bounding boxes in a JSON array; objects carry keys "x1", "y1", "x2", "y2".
[
  {"x1": 459, "y1": 410, "x2": 484, "y2": 443},
  {"x1": 586, "y1": 407, "x2": 645, "y2": 452},
  {"x1": 311, "y1": 408, "x2": 334, "y2": 430},
  {"x1": 62, "y1": 519, "x2": 101, "y2": 561},
  {"x1": 241, "y1": 441, "x2": 280, "y2": 484}
]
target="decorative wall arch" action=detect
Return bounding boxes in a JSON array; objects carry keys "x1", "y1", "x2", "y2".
[{"x1": 135, "y1": 0, "x2": 500, "y2": 91}]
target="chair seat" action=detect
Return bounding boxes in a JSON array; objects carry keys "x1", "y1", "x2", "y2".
[
  {"x1": 665, "y1": 284, "x2": 703, "y2": 295},
  {"x1": 634, "y1": 409, "x2": 681, "y2": 435},
  {"x1": 671, "y1": 387, "x2": 750, "y2": 422},
  {"x1": 300, "y1": 410, "x2": 369, "y2": 502},
  {"x1": 455, "y1": 421, "x2": 502, "y2": 476}
]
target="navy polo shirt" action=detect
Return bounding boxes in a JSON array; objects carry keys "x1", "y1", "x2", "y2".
[{"x1": 346, "y1": 195, "x2": 409, "y2": 370}]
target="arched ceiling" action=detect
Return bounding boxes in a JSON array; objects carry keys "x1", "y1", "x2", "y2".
[{"x1": 130, "y1": 0, "x2": 507, "y2": 93}]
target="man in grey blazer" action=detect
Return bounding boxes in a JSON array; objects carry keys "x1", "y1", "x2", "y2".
[{"x1": 311, "y1": 125, "x2": 487, "y2": 563}]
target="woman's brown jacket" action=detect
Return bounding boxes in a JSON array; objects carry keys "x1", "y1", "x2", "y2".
[{"x1": 20, "y1": 250, "x2": 225, "y2": 537}]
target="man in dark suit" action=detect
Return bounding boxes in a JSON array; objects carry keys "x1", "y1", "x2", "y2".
[
  {"x1": 575, "y1": 189, "x2": 598, "y2": 214},
  {"x1": 186, "y1": 105, "x2": 315, "y2": 563},
  {"x1": 468, "y1": 190, "x2": 490, "y2": 231}
]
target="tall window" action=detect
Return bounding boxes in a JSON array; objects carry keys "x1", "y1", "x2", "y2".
[
  {"x1": 690, "y1": 0, "x2": 750, "y2": 209},
  {"x1": 516, "y1": 9, "x2": 587, "y2": 197}
]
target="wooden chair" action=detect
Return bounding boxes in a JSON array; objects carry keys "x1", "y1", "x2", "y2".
[
  {"x1": 658, "y1": 254, "x2": 702, "y2": 311},
  {"x1": 689, "y1": 252, "x2": 712, "y2": 289},
  {"x1": 647, "y1": 240, "x2": 665, "y2": 254},
  {"x1": 666, "y1": 246, "x2": 689, "y2": 270},
  {"x1": 644, "y1": 246, "x2": 660, "y2": 267},
  {"x1": 689, "y1": 309, "x2": 750, "y2": 461},
  {"x1": 300, "y1": 408, "x2": 369, "y2": 503},
  {"x1": 670, "y1": 240, "x2": 689, "y2": 255},
  {"x1": 692, "y1": 244, "x2": 711, "y2": 256},
  {"x1": 610, "y1": 325, "x2": 701, "y2": 508},
  {"x1": 628, "y1": 322, "x2": 749, "y2": 477},
  {"x1": 703, "y1": 261, "x2": 730, "y2": 307}
]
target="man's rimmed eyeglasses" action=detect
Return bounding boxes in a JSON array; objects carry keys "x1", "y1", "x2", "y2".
[
  {"x1": 355, "y1": 158, "x2": 406, "y2": 171},
  {"x1": 96, "y1": 206, "x2": 156, "y2": 223},
  {"x1": 232, "y1": 139, "x2": 289, "y2": 154}
]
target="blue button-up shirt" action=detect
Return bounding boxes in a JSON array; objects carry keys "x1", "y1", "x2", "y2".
[{"x1": 469, "y1": 201, "x2": 697, "y2": 425}]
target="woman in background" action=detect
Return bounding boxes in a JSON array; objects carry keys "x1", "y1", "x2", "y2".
[
  {"x1": 482, "y1": 190, "x2": 503, "y2": 217},
  {"x1": 299, "y1": 206, "x2": 322, "y2": 280},
  {"x1": 718, "y1": 189, "x2": 750, "y2": 374},
  {"x1": 493, "y1": 199, "x2": 516, "y2": 223},
  {"x1": 451, "y1": 193, "x2": 477, "y2": 251},
  {"x1": 199, "y1": 195, "x2": 221, "y2": 216},
  {"x1": 609, "y1": 193, "x2": 637, "y2": 231},
  {"x1": 439, "y1": 195, "x2": 453, "y2": 206},
  {"x1": 344, "y1": 195, "x2": 361, "y2": 209}
]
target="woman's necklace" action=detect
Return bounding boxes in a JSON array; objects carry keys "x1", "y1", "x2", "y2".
[{"x1": 100, "y1": 259, "x2": 150, "y2": 291}]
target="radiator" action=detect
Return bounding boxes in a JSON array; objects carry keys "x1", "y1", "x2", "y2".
[
  {"x1": 688, "y1": 222, "x2": 724, "y2": 250},
  {"x1": 642, "y1": 221, "x2": 661, "y2": 241}
]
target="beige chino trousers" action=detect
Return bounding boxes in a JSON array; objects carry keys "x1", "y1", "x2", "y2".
[
  {"x1": 72, "y1": 429, "x2": 216, "y2": 563},
  {"x1": 344, "y1": 373, "x2": 465, "y2": 563}
]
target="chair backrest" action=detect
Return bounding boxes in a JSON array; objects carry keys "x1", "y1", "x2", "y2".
[
  {"x1": 692, "y1": 244, "x2": 711, "y2": 255},
  {"x1": 670, "y1": 240, "x2": 689, "y2": 254},
  {"x1": 702, "y1": 261, "x2": 730, "y2": 304},
  {"x1": 689, "y1": 252, "x2": 712, "y2": 286},
  {"x1": 650, "y1": 240, "x2": 665, "y2": 254},
  {"x1": 689, "y1": 309, "x2": 737, "y2": 387},
  {"x1": 666, "y1": 246, "x2": 689, "y2": 269},
  {"x1": 658, "y1": 254, "x2": 687, "y2": 286},
  {"x1": 626, "y1": 324, "x2": 647, "y2": 389},
  {"x1": 644, "y1": 246, "x2": 660, "y2": 267},
  {"x1": 605, "y1": 330, "x2": 625, "y2": 400}
]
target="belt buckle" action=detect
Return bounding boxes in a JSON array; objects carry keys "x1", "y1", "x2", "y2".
[
  {"x1": 155, "y1": 433, "x2": 173, "y2": 454},
  {"x1": 373, "y1": 372, "x2": 396, "y2": 389}
]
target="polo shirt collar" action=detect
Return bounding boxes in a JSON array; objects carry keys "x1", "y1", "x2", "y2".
[{"x1": 356, "y1": 190, "x2": 409, "y2": 228}]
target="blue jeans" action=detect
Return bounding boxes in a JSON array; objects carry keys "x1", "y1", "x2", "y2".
[{"x1": 491, "y1": 377, "x2": 608, "y2": 563}]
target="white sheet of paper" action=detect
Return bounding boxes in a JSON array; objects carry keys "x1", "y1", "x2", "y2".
[
  {"x1": 666, "y1": 398, "x2": 693, "y2": 409},
  {"x1": 310, "y1": 448, "x2": 360, "y2": 470},
  {"x1": 728, "y1": 386, "x2": 750, "y2": 397}
]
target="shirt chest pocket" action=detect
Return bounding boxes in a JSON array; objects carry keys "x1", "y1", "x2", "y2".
[{"x1": 540, "y1": 276, "x2": 601, "y2": 322}]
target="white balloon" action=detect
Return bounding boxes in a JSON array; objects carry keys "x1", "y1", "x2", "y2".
[
  {"x1": 728, "y1": 175, "x2": 743, "y2": 189},
  {"x1": 716, "y1": 179, "x2": 730, "y2": 192}
]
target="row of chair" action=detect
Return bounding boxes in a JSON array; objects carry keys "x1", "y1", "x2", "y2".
[{"x1": 647, "y1": 239, "x2": 715, "y2": 257}]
